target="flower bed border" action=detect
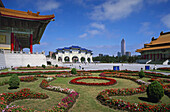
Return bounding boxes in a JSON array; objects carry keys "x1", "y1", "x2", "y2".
[
  {"x1": 40, "y1": 78, "x2": 79, "y2": 112},
  {"x1": 157, "y1": 67, "x2": 170, "y2": 71},
  {"x1": 0, "y1": 88, "x2": 48, "y2": 111},
  {"x1": 70, "y1": 76, "x2": 117, "y2": 86},
  {"x1": 0, "y1": 70, "x2": 170, "y2": 112},
  {"x1": 1, "y1": 69, "x2": 169, "y2": 78},
  {"x1": 19, "y1": 75, "x2": 38, "y2": 82},
  {"x1": 0, "y1": 76, "x2": 79, "y2": 112},
  {"x1": 97, "y1": 72, "x2": 170, "y2": 111}
]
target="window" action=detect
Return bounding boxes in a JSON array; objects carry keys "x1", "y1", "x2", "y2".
[{"x1": 0, "y1": 35, "x2": 6, "y2": 44}]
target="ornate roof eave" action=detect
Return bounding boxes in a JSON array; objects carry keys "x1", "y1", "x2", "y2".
[
  {"x1": 34, "y1": 21, "x2": 49, "y2": 45},
  {"x1": 136, "y1": 49, "x2": 142, "y2": 53},
  {"x1": 136, "y1": 45, "x2": 170, "y2": 53},
  {"x1": 146, "y1": 33, "x2": 170, "y2": 46},
  {"x1": 0, "y1": 7, "x2": 55, "y2": 48},
  {"x1": 0, "y1": 0, "x2": 4, "y2": 7},
  {"x1": 0, "y1": 7, "x2": 55, "y2": 21}
]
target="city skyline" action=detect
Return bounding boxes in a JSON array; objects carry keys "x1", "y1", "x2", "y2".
[{"x1": 2, "y1": 0, "x2": 170, "y2": 56}]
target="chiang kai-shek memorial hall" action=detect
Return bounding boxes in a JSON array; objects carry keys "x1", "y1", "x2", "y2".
[{"x1": 136, "y1": 31, "x2": 170, "y2": 64}]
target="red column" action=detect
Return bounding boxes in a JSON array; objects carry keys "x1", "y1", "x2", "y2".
[
  {"x1": 157, "y1": 53, "x2": 159, "y2": 60},
  {"x1": 14, "y1": 37, "x2": 17, "y2": 51},
  {"x1": 20, "y1": 46, "x2": 22, "y2": 51},
  {"x1": 160, "y1": 54, "x2": 162, "y2": 59},
  {"x1": 11, "y1": 33, "x2": 14, "y2": 51},
  {"x1": 153, "y1": 54, "x2": 155, "y2": 61},
  {"x1": 30, "y1": 34, "x2": 33, "y2": 54},
  {"x1": 16, "y1": 41, "x2": 19, "y2": 51},
  {"x1": 151, "y1": 54, "x2": 153, "y2": 59},
  {"x1": 147, "y1": 54, "x2": 149, "y2": 59}
]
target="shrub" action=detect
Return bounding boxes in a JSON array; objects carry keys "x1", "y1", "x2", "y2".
[
  {"x1": 139, "y1": 69, "x2": 145, "y2": 78},
  {"x1": 27, "y1": 64, "x2": 30, "y2": 68},
  {"x1": 147, "y1": 81, "x2": 164, "y2": 102},
  {"x1": 55, "y1": 64, "x2": 58, "y2": 68},
  {"x1": 42, "y1": 64, "x2": 46, "y2": 69},
  {"x1": 9, "y1": 74, "x2": 20, "y2": 88},
  {"x1": 71, "y1": 68, "x2": 77, "y2": 74}
]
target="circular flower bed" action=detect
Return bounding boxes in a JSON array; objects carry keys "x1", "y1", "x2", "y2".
[{"x1": 70, "y1": 77, "x2": 117, "y2": 86}]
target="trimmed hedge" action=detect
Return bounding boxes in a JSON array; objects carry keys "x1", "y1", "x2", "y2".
[
  {"x1": 139, "y1": 69, "x2": 145, "y2": 78},
  {"x1": 9, "y1": 74, "x2": 20, "y2": 88},
  {"x1": 71, "y1": 68, "x2": 77, "y2": 74},
  {"x1": 147, "y1": 81, "x2": 164, "y2": 102}
]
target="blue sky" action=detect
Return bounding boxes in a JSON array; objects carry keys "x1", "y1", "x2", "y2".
[{"x1": 2, "y1": 0, "x2": 170, "y2": 56}]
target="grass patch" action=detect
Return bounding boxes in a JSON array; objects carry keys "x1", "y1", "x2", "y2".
[
  {"x1": 112, "y1": 92, "x2": 170, "y2": 105},
  {"x1": 0, "y1": 73, "x2": 169, "y2": 112},
  {"x1": 146, "y1": 70, "x2": 170, "y2": 73},
  {"x1": 77, "y1": 79, "x2": 110, "y2": 83},
  {"x1": 0, "y1": 77, "x2": 66, "y2": 111},
  {"x1": 139, "y1": 77, "x2": 151, "y2": 82},
  {"x1": 50, "y1": 76, "x2": 139, "y2": 112}
]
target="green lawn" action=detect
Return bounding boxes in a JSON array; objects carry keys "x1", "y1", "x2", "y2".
[
  {"x1": 0, "y1": 74, "x2": 169, "y2": 112},
  {"x1": 112, "y1": 93, "x2": 170, "y2": 105},
  {"x1": 77, "y1": 79, "x2": 110, "y2": 83},
  {"x1": 0, "y1": 78, "x2": 66, "y2": 111},
  {"x1": 50, "y1": 77, "x2": 137, "y2": 112},
  {"x1": 146, "y1": 70, "x2": 170, "y2": 73}
]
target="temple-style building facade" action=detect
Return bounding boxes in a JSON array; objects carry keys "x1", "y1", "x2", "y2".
[
  {"x1": 0, "y1": 0, "x2": 54, "y2": 68},
  {"x1": 136, "y1": 31, "x2": 170, "y2": 62},
  {"x1": 55, "y1": 46, "x2": 93, "y2": 63}
]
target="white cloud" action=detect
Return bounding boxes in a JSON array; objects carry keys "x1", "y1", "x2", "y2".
[
  {"x1": 90, "y1": 23, "x2": 105, "y2": 30},
  {"x1": 138, "y1": 22, "x2": 154, "y2": 36},
  {"x1": 89, "y1": 45, "x2": 119, "y2": 56},
  {"x1": 78, "y1": 22, "x2": 106, "y2": 38},
  {"x1": 92, "y1": 45, "x2": 117, "y2": 49},
  {"x1": 90, "y1": 0, "x2": 143, "y2": 21},
  {"x1": 88, "y1": 30, "x2": 100, "y2": 35},
  {"x1": 161, "y1": 14, "x2": 170, "y2": 28},
  {"x1": 79, "y1": 33, "x2": 88, "y2": 38},
  {"x1": 147, "y1": 0, "x2": 168, "y2": 4},
  {"x1": 37, "y1": 0, "x2": 60, "y2": 11}
]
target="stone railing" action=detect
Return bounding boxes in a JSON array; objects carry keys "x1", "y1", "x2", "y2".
[{"x1": 0, "y1": 49, "x2": 45, "y2": 55}]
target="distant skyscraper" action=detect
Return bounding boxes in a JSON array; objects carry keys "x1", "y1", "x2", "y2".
[
  {"x1": 121, "y1": 38, "x2": 125, "y2": 56},
  {"x1": 126, "y1": 52, "x2": 131, "y2": 57},
  {"x1": 117, "y1": 52, "x2": 121, "y2": 57},
  {"x1": 99, "y1": 54, "x2": 103, "y2": 57}
]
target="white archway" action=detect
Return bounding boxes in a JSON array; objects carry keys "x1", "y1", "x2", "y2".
[
  {"x1": 55, "y1": 46, "x2": 93, "y2": 63},
  {"x1": 58, "y1": 57, "x2": 62, "y2": 62}
]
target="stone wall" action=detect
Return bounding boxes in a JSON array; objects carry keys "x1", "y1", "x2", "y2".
[
  {"x1": 0, "y1": 52, "x2": 6, "y2": 69},
  {"x1": 1, "y1": 50, "x2": 47, "y2": 68}
]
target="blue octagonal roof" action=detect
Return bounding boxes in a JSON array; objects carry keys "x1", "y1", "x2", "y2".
[
  {"x1": 80, "y1": 48, "x2": 87, "y2": 50},
  {"x1": 71, "y1": 46, "x2": 81, "y2": 49},
  {"x1": 87, "y1": 50, "x2": 92, "y2": 52},
  {"x1": 64, "y1": 47, "x2": 70, "y2": 49},
  {"x1": 57, "y1": 48, "x2": 63, "y2": 50}
]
